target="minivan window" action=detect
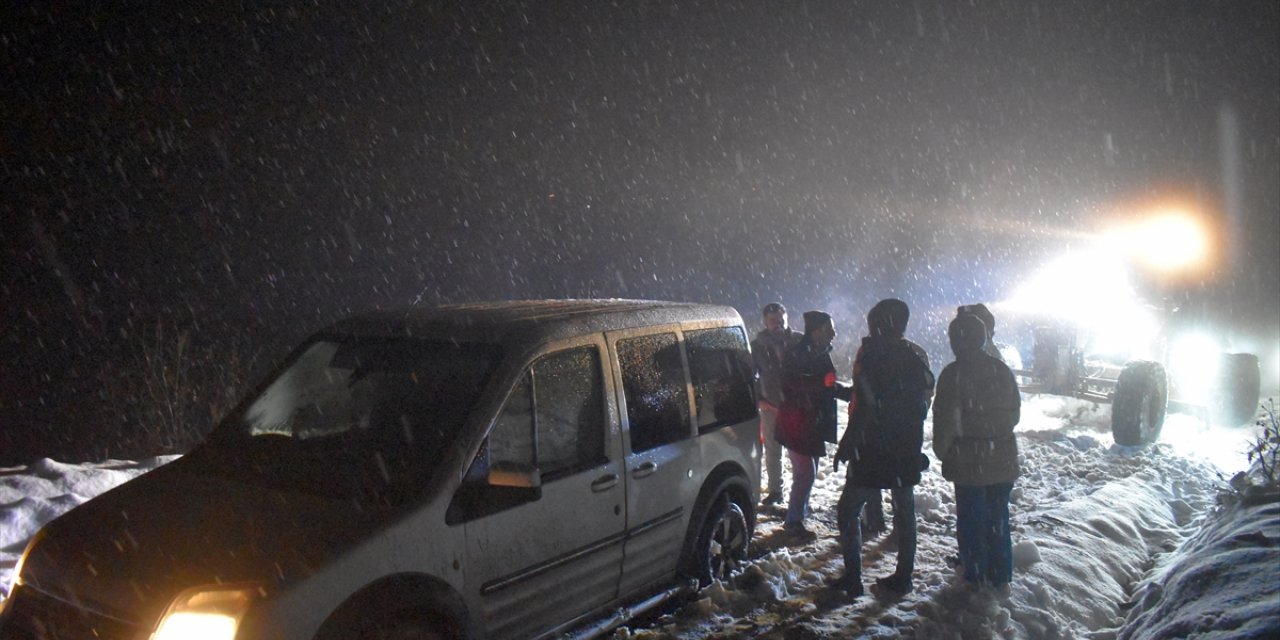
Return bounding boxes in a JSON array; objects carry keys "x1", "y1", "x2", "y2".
[
  {"x1": 618, "y1": 333, "x2": 691, "y2": 452},
  {"x1": 685, "y1": 326, "x2": 756, "y2": 433},
  {"x1": 479, "y1": 346, "x2": 605, "y2": 481},
  {"x1": 489, "y1": 373, "x2": 535, "y2": 468},
  {"x1": 534, "y1": 346, "x2": 605, "y2": 478},
  {"x1": 202, "y1": 339, "x2": 500, "y2": 503},
  {"x1": 452, "y1": 346, "x2": 606, "y2": 522}
]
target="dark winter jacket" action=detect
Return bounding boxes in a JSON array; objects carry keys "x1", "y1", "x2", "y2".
[
  {"x1": 837, "y1": 335, "x2": 935, "y2": 488},
  {"x1": 932, "y1": 351, "x2": 1021, "y2": 486},
  {"x1": 752, "y1": 327, "x2": 803, "y2": 406},
  {"x1": 777, "y1": 338, "x2": 852, "y2": 457}
]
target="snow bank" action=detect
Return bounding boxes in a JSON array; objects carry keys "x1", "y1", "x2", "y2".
[
  {"x1": 1002, "y1": 473, "x2": 1184, "y2": 635},
  {"x1": 0, "y1": 456, "x2": 176, "y2": 598},
  {"x1": 1119, "y1": 496, "x2": 1280, "y2": 639}
]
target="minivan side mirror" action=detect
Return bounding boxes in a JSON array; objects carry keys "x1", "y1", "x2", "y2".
[
  {"x1": 487, "y1": 460, "x2": 543, "y2": 502},
  {"x1": 447, "y1": 460, "x2": 543, "y2": 524},
  {"x1": 487, "y1": 460, "x2": 542, "y2": 489}
]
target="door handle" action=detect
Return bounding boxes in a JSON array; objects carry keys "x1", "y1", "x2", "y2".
[
  {"x1": 632, "y1": 461, "x2": 657, "y2": 479},
  {"x1": 590, "y1": 473, "x2": 619, "y2": 492}
]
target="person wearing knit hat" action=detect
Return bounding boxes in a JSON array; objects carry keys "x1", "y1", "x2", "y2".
[
  {"x1": 751, "y1": 302, "x2": 803, "y2": 506},
  {"x1": 774, "y1": 310, "x2": 852, "y2": 540},
  {"x1": 831, "y1": 298, "x2": 935, "y2": 597},
  {"x1": 934, "y1": 313, "x2": 1022, "y2": 592}
]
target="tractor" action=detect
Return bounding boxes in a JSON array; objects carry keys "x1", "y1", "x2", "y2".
[{"x1": 998, "y1": 200, "x2": 1264, "y2": 445}]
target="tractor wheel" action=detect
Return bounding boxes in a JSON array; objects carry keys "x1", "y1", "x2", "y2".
[{"x1": 1112, "y1": 361, "x2": 1168, "y2": 446}]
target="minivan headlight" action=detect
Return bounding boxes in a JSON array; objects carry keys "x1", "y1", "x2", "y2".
[{"x1": 151, "y1": 585, "x2": 258, "y2": 640}]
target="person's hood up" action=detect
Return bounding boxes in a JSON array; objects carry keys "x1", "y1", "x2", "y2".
[
  {"x1": 867, "y1": 299, "x2": 909, "y2": 338},
  {"x1": 949, "y1": 313, "x2": 987, "y2": 356}
]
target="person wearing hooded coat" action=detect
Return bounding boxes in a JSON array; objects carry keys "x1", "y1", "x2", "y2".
[
  {"x1": 831, "y1": 298, "x2": 934, "y2": 596},
  {"x1": 933, "y1": 313, "x2": 1022, "y2": 590},
  {"x1": 956, "y1": 303, "x2": 1005, "y2": 362},
  {"x1": 775, "y1": 310, "x2": 853, "y2": 537}
]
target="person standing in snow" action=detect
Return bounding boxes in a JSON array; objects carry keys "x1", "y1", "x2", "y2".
[
  {"x1": 933, "y1": 312, "x2": 1022, "y2": 591},
  {"x1": 776, "y1": 310, "x2": 852, "y2": 539},
  {"x1": 752, "y1": 302, "x2": 803, "y2": 507},
  {"x1": 832, "y1": 298, "x2": 935, "y2": 596},
  {"x1": 844, "y1": 303, "x2": 934, "y2": 537}
]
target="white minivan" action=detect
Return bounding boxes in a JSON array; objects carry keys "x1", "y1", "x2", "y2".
[{"x1": 1, "y1": 300, "x2": 760, "y2": 640}]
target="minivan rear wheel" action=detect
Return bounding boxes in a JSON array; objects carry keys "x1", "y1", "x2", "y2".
[{"x1": 692, "y1": 494, "x2": 750, "y2": 586}]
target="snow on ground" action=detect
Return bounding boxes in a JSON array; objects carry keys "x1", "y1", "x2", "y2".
[
  {"x1": 0, "y1": 456, "x2": 178, "y2": 599},
  {"x1": 618, "y1": 395, "x2": 1267, "y2": 639},
  {"x1": 1119, "y1": 493, "x2": 1280, "y2": 640},
  {"x1": 0, "y1": 397, "x2": 1273, "y2": 638}
]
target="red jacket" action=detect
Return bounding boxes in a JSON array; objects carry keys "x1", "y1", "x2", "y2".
[{"x1": 777, "y1": 337, "x2": 852, "y2": 457}]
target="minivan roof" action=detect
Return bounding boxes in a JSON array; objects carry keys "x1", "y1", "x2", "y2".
[{"x1": 323, "y1": 299, "x2": 742, "y2": 349}]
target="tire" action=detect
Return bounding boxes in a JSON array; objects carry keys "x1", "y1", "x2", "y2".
[
  {"x1": 684, "y1": 491, "x2": 750, "y2": 587},
  {"x1": 1111, "y1": 360, "x2": 1168, "y2": 446},
  {"x1": 1209, "y1": 353, "x2": 1261, "y2": 427}
]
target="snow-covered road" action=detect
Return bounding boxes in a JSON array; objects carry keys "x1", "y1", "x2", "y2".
[{"x1": 0, "y1": 395, "x2": 1266, "y2": 639}]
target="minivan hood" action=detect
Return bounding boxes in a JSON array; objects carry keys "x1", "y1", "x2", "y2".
[{"x1": 18, "y1": 457, "x2": 385, "y2": 626}]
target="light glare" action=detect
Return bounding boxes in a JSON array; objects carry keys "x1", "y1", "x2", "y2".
[
  {"x1": 1002, "y1": 249, "x2": 1160, "y2": 361},
  {"x1": 151, "y1": 586, "x2": 255, "y2": 640},
  {"x1": 1105, "y1": 209, "x2": 1212, "y2": 275},
  {"x1": 152, "y1": 612, "x2": 238, "y2": 640},
  {"x1": 1167, "y1": 332, "x2": 1221, "y2": 403},
  {"x1": 1137, "y1": 214, "x2": 1208, "y2": 270}
]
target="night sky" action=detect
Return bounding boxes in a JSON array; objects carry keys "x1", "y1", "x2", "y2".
[{"x1": 3, "y1": 1, "x2": 1278, "y2": 464}]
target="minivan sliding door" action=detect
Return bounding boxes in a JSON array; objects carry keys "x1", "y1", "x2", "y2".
[{"x1": 609, "y1": 328, "x2": 701, "y2": 596}]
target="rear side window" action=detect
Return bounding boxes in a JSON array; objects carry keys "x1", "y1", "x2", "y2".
[
  {"x1": 686, "y1": 327, "x2": 756, "y2": 433},
  {"x1": 618, "y1": 333, "x2": 691, "y2": 452}
]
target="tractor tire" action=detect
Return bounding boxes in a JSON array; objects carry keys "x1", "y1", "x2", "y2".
[
  {"x1": 1209, "y1": 353, "x2": 1261, "y2": 427},
  {"x1": 1112, "y1": 361, "x2": 1168, "y2": 446}
]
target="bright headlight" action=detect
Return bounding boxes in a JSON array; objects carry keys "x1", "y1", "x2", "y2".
[
  {"x1": 1130, "y1": 213, "x2": 1209, "y2": 272},
  {"x1": 152, "y1": 586, "x2": 257, "y2": 640},
  {"x1": 1101, "y1": 203, "x2": 1216, "y2": 279}
]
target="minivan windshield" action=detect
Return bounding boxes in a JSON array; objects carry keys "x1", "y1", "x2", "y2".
[{"x1": 198, "y1": 338, "x2": 501, "y2": 504}]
